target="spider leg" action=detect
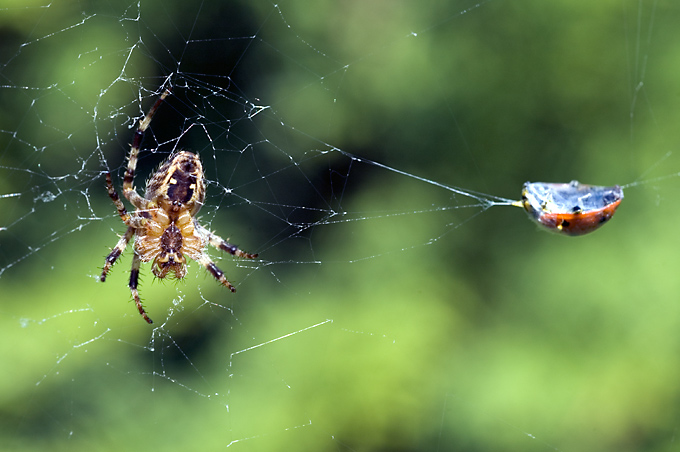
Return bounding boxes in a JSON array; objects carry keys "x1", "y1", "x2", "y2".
[
  {"x1": 105, "y1": 171, "x2": 131, "y2": 224},
  {"x1": 129, "y1": 250, "x2": 153, "y2": 324},
  {"x1": 104, "y1": 162, "x2": 146, "y2": 228},
  {"x1": 101, "y1": 225, "x2": 134, "y2": 282},
  {"x1": 196, "y1": 254, "x2": 237, "y2": 292},
  {"x1": 195, "y1": 222, "x2": 258, "y2": 259},
  {"x1": 123, "y1": 88, "x2": 171, "y2": 211}
]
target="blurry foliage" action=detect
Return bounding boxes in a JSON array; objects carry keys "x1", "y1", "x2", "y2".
[{"x1": 2, "y1": 0, "x2": 680, "y2": 451}]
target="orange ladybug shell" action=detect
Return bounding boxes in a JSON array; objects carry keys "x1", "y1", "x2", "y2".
[{"x1": 520, "y1": 180, "x2": 623, "y2": 236}]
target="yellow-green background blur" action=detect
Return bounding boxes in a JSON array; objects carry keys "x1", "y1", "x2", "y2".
[{"x1": 2, "y1": 0, "x2": 680, "y2": 451}]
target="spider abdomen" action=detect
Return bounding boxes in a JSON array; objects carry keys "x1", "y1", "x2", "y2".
[{"x1": 145, "y1": 151, "x2": 206, "y2": 216}]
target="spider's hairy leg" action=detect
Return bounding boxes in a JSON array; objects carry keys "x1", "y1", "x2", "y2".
[
  {"x1": 195, "y1": 223, "x2": 258, "y2": 259},
  {"x1": 124, "y1": 87, "x2": 171, "y2": 210},
  {"x1": 129, "y1": 251, "x2": 153, "y2": 324},
  {"x1": 105, "y1": 171, "x2": 131, "y2": 224},
  {"x1": 196, "y1": 254, "x2": 236, "y2": 292},
  {"x1": 101, "y1": 226, "x2": 134, "y2": 282}
]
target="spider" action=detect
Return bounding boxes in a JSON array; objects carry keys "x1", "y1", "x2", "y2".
[{"x1": 100, "y1": 87, "x2": 258, "y2": 324}]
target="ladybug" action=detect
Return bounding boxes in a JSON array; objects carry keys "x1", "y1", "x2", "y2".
[{"x1": 516, "y1": 180, "x2": 623, "y2": 236}]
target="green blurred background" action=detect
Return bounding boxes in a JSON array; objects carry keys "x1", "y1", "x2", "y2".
[{"x1": 2, "y1": 0, "x2": 680, "y2": 451}]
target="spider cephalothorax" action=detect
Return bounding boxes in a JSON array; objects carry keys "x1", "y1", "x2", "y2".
[{"x1": 100, "y1": 87, "x2": 258, "y2": 324}]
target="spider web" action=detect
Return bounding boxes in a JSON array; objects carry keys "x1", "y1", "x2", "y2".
[{"x1": 2, "y1": 0, "x2": 680, "y2": 451}]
